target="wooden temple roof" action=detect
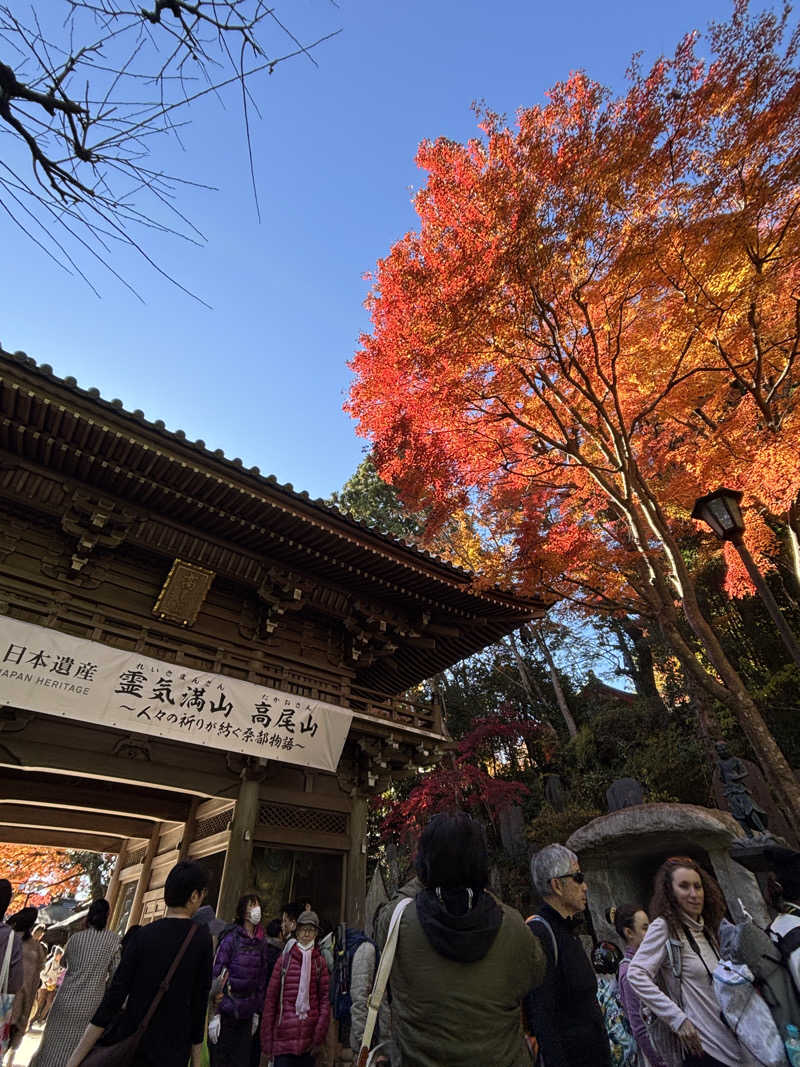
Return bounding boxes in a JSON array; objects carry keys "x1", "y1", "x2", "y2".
[{"x1": 0, "y1": 347, "x2": 546, "y2": 693}]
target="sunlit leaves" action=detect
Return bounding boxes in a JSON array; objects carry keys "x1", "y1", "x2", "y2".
[{"x1": 348, "y1": 2, "x2": 800, "y2": 612}]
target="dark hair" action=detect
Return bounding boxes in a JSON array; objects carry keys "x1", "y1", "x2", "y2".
[
  {"x1": 235, "y1": 894, "x2": 261, "y2": 926},
  {"x1": 87, "y1": 898, "x2": 110, "y2": 930},
  {"x1": 164, "y1": 860, "x2": 209, "y2": 907},
  {"x1": 769, "y1": 853, "x2": 800, "y2": 904},
  {"x1": 0, "y1": 879, "x2": 11, "y2": 920},
  {"x1": 281, "y1": 902, "x2": 303, "y2": 923},
  {"x1": 266, "y1": 918, "x2": 282, "y2": 939},
  {"x1": 605, "y1": 903, "x2": 644, "y2": 942},
  {"x1": 8, "y1": 907, "x2": 38, "y2": 940},
  {"x1": 414, "y1": 813, "x2": 489, "y2": 891},
  {"x1": 650, "y1": 856, "x2": 725, "y2": 935}
]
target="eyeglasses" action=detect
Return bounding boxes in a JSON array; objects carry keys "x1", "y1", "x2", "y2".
[{"x1": 556, "y1": 871, "x2": 585, "y2": 884}]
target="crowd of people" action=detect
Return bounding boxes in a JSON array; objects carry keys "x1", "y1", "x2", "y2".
[{"x1": 3, "y1": 818, "x2": 800, "y2": 1066}]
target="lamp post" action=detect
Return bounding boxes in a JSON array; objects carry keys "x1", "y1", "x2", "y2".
[{"x1": 692, "y1": 488, "x2": 800, "y2": 670}]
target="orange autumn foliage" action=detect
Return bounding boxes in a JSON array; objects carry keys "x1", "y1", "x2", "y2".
[
  {"x1": 0, "y1": 844, "x2": 85, "y2": 913},
  {"x1": 349, "y1": 2, "x2": 800, "y2": 610}
]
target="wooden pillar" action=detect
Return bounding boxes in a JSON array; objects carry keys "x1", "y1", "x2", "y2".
[
  {"x1": 345, "y1": 794, "x2": 369, "y2": 927},
  {"x1": 179, "y1": 797, "x2": 200, "y2": 861},
  {"x1": 105, "y1": 842, "x2": 127, "y2": 924},
  {"x1": 128, "y1": 822, "x2": 160, "y2": 930},
  {"x1": 216, "y1": 777, "x2": 260, "y2": 922}
]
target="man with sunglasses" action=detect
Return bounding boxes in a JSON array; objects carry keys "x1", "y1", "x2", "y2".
[{"x1": 523, "y1": 844, "x2": 611, "y2": 1066}]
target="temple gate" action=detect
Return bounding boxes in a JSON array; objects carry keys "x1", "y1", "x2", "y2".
[{"x1": 0, "y1": 347, "x2": 544, "y2": 929}]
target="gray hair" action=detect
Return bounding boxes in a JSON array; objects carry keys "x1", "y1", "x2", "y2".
[{"x1": 530, "y1": 844, "x2": 578, "y2": 898}]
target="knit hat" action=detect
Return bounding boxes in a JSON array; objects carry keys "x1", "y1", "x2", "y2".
[{"x1": 297, "y1": 909, "x2": 319, "y2": 929}]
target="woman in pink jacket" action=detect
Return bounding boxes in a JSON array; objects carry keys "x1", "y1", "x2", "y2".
[{"x1": 260, "y1": 909, "x2": 330, "y2": 1067}]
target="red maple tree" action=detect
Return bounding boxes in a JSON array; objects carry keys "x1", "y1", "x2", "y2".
[
  {"x1": 378, "y1": 713, "x2": 555, "y2": 843},
  {"x1": 349, "y1": 4, "x2": 800, "y2": 818}
]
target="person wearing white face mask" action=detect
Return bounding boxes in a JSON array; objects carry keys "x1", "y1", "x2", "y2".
[
  {"x1": 260, "y1": 910, "x2": 330, "y2": 1067},
  {"x1": 210, "y1": 893, "x2": 269, "y2": 1067}
]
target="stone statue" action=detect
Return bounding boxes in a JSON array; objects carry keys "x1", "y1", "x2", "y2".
[
  {"x1": 715, "y1": 742, "x2": 768, "y2": 837},
  {"x1": 606, "y1": 777, "x2": 645, "y2": 812}
]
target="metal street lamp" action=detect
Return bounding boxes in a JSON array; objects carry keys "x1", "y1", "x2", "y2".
[
  {"x1": 692, "y1": 488, "x2": 800, "y2": 670},
  {"x1": 691, "y1": 488, "x2": 745, "y2": 541}
]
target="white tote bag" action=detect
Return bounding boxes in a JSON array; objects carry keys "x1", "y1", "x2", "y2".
[{"x1": 356, "y1": 896, "x2": 412, "y2": 1067}]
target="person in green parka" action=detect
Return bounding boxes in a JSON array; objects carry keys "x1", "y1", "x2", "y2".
[{"x1": 375, "y1": 813, "x2": 545, "y2": 1067}]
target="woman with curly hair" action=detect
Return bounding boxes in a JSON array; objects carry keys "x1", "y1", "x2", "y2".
[{"x1": 627, "y1": 857, "x2": 752, "y2": 1067}]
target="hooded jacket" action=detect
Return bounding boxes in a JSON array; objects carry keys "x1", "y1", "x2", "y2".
[
  {"x1": 213, "y1": 923, "x2": 268, "y2": 1020},
  {"x1": 375, "y1": 878, "x2": 545, "y2": 1067},
  {"x1": 260, "y1": 940, "x2": 330, "y2": 1058}
]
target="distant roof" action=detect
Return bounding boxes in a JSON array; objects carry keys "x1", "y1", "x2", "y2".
[
  {"x1": 0, "y1": 346, "x2": 547, "y2": 692},
  {"x1": 46, "y1": 906, "x2": 89, "y2": 931},
  {"x1": 580, "y1": 674, "x2": 637, "y2": 706}
]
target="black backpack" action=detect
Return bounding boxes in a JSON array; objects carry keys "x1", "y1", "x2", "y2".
[
  {"x1": 770, "y1": 923, "x2": 800, "y2": 987},
  {"x1": 330, "y1": 923, "x2": 377, "y2": 1041}
]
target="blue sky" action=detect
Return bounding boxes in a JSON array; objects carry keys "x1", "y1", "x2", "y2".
[{"x1": 2, "y1": 0, "x2": 744, "y2": 500}]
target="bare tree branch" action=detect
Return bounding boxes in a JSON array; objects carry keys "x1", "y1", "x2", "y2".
[{"x1": 0, "y1": 1, "x2": 340, "y2": 294}]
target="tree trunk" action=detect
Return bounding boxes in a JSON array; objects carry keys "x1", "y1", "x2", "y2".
[
  {"x1": 525, "y1": 625, "x2": 578, "y2": 739},
  {"x1": 677, "y1": 585, "x2": 800, "y2": 822},
  {"x1": 616, "y1": 618, "x2": 665, "y2": 713},
  {"x1": 504, "y1": 633, "x2": 555, "y2": 722},
  {"x1": 787, "y1": 498, "x2": 800, "y2": 596},
  {"x1": 628, "y1": 488, "x2": 800, "y2": 824}
]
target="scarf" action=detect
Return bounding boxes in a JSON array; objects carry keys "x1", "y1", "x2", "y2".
[
  {"x1": 415, "y1": 886, "x2": 503, "y2": 963},
  {"x1": 295, "y1": 942, "x2": 314, "y2": 1020},
  {"x1": 681, "y1": 912, "x2": 720, "y2": 982}
]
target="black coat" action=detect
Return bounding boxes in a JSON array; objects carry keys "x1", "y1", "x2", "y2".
[
  {"x1": 92, "y1": 917, "x2": 213, "y2": 1067},
  {"x1": 523, "y1": 904, "x2": 611, "y2": 1067}
]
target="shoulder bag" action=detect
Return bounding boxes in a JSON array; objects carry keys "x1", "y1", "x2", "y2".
[
  {"x1": 356, "y1": 896, "x2": 412, "y2": 1067},
  {"x1": 641, "y1": 933, "x2": 686, "y2": 1067},
  {"x1": 81, "y1": 923, "x2": 198, "y2": 1066},
  {"x1": 0, "y1": 929, "x2": 16, "y2": 1058}
]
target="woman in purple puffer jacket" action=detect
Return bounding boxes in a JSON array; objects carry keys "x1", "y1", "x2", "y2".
[
  {"x1": 260, "y1": 910, "x2": 330, "y2": 1067},
  {"x1": 211, "y1": 894, "x2": 269, "y2": 1067}
]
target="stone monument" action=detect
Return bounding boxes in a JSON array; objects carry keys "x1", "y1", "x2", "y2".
[
  {"x1": 363, "y1": 865, "x2": 390, "y2": 937},
  {"x1": 498, "y1": 803, "x2": 528, "y2": 860},
  {"x1": 606, "y1": 777, "x2": 645, "y2": 812},
  {"x1": 566, "y1": 802, "x2": 769, "y2": 948},
  {"x1": 543, "y1": 773, "x2": 567, "y2": 813}
]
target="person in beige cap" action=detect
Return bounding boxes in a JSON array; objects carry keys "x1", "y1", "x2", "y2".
[{"x1": 260, "y1": 909, "x2": 330, "y2": 1067}]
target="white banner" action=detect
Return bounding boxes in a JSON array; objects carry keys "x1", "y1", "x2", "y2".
[{"x1": 0, "y1": 615, "x2": 353, "y2": 773}]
